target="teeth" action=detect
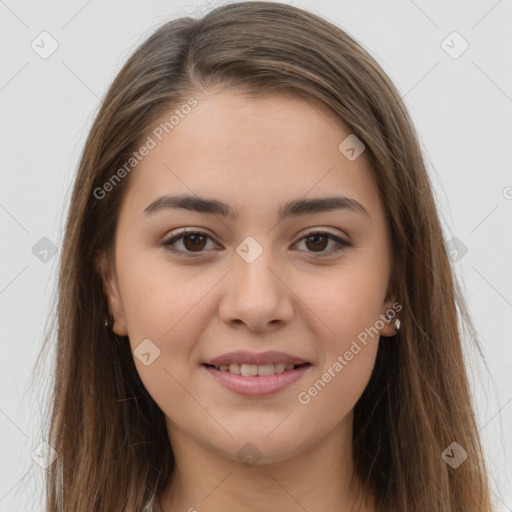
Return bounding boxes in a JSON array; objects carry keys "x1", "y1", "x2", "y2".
[
  {"x1": 257, "y1": 364, "x2": 275, "y2": 376},
  {"x1": 241, "y1": 364, "x2": 258, "y2": 376},
  {"x1": 273, "y1": 363, "x2": 286, "y2": 374},
  {"x1": 229, "y1": 363, "x2": 241, "y2": 374},
  {"x1": 214, "y1": 362, "x2": 301, "y2": 375}
]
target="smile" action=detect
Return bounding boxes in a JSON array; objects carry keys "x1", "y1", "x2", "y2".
[
  {"x1": 209, "y1": 362, "x2": 307, "y2": 376},
  {"x1": 202, "y1": 363, "x2": 312, "y2": 397}
]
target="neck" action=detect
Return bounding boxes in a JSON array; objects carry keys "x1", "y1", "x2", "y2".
[{"x1": 158, "y1": 416, "x2": 375, "y2": 512}]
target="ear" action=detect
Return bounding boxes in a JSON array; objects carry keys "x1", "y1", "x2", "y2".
[
  {"x1": 379, "y1": 292, "x2": 402, "y2": 338},
  {"x1": 94, "y1": 250, "x2": 129, "y2": 336}
]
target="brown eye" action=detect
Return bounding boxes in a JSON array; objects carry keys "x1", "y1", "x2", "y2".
[
  {"x1": 182, "y1": 233, "x2": 207, "y2": 252},
  {"x1": 162, "y1": 229, "x2": 217, "y2": 256},
  {"x1": 295, "y1": 231, "x2": 352, "y2": 257},
  {"x1": 304, "y1": 233, "x2": 329, "y2": 252}
]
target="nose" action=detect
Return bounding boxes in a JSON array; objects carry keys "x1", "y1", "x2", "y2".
[{"x1": 217, "y1": 241, "x2": 295, "y2": 332}]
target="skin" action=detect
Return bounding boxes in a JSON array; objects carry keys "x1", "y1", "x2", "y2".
[{"x1": 97, "y1": 88, "x2": 398, "y2": 512}]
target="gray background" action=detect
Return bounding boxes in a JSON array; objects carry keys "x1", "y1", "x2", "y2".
[{"x1": 0, "y1": 0, "x2": 511, "y2": 510}]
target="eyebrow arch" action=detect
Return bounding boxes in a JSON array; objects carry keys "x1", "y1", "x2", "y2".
[{"x1": 144, "y1": 194, "x2": 370, "y2": 220}]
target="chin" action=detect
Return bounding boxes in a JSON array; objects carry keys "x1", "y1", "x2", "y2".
[{"x1": 204, "y1": 425, "x2": 312, "y2": 466}]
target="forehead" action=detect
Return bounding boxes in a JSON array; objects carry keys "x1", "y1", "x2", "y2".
[{"x1": 120, "y1": 89, "x2": 382, "y2": 221}]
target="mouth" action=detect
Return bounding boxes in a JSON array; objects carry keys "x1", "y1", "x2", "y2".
[
  {"x1": 202, "y1": 362, "x2": 311, "y2": 376},
  {"x1": 201, "y1": 362, "x2": 313, "y2": 397}
]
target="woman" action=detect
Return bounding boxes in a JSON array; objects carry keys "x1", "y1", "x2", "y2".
[{"x1": 38, "y1": 2, "x2": 494, "y2": 510}]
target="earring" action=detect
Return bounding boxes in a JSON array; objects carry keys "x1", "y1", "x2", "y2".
[
  {"x1": 386, "y1": 313, "x2": 401, "y2": 333},
  {"x1": 105, "y1": 315, "x2": 114, "y2": 329}
]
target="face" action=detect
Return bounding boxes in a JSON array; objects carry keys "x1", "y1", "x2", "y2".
[{"x1": 97, "y1": 88, "x2": 397, "y2": 465}]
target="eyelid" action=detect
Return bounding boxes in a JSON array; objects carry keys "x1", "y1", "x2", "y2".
[{"x1": 300, "y1": 227, "x2": 348, "y2": 239}]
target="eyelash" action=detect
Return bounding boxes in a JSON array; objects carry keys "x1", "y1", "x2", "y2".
[{"x1": 160, "y1": 228, "x2": 352, "y2": 258}]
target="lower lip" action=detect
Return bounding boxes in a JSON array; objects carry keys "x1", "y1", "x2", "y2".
[{"x1": 202, "y1": 364, "x2": 312, "y2": 397}]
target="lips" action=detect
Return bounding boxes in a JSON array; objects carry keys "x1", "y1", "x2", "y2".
[
  {"x1": 201, "y1": 350, "x2": 312, "y2": 396},
  {"x1": 202, "y1": 362, "x2": 312, "y2": 397}
]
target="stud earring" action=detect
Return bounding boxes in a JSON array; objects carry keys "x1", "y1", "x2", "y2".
[
  {"x1": 105, "y1": 315, "x2": 114, "y2": 329},
  {"x1": 386, "y1": 313, "x2": 401, "y2": 332}
]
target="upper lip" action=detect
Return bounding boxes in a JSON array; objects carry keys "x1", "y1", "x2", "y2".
[{"x1": 203, "y1": 351, "x2": 309, "y2": 366}]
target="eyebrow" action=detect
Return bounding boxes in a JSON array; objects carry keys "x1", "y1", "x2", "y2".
[{"x1": 143, "y1": 194, "x2": 370, "y2": 221}]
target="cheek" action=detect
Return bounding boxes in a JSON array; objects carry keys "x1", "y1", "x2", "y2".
[
  {"x1": 287, "y1": 267, "x2": 384, "y2": 420},
  {"x1": 116, "y1": 246, "x2": 219, "y2": 341},
  {"x1": 297, "y1": 263, "x2": 387, "y2": 351},
  {"x1": 294, "y1": 340, "x2": 378, "y2": 442},
  {"x1": 116, "y1": 256, "x2": 222, "y2": 398},
  {"x1": 296, "y1": 276, "x2": 382, "y2": 427}
]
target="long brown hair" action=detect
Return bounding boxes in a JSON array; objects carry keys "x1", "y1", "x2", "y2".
[{"x1": 36, "y1": 2, "x2": 494, "y2": 510}]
